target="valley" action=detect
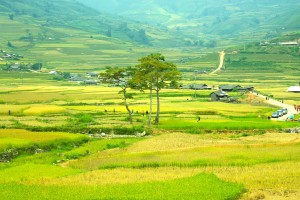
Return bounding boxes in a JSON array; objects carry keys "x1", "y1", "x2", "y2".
[{"x1": 0, "y1": 0, "x2": 300, "y2": 199}]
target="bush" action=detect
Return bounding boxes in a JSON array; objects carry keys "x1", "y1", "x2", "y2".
[
  {"x1": 195, "y1": 111, "x2": 218, "y2": 115},
  {"x1": 31, "y1": 63, "x2": 42, "y2": 70},
  {"x1": 24, "y1": 124, "x2": 147, "y2": 136},
  {"x1": 74, "y1": 113, "x2": 94, "y2": 124},
  {"x1": 0, "y1": 137, "x2": 88, "y2": 162}
]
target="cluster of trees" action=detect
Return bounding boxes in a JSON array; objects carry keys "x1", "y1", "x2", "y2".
[
  {"x1": 101, "y1": 53, "x2": 181, "y2": 126},
  {"x1": 118, "y1": 23, "x2": 149, "y2": 45},
  {"x1": 186, "y1": 39, "x2": 217, "y2": 48},
  {"x1": 0, "y1": 62, "x2": 42, "y2": 71}
]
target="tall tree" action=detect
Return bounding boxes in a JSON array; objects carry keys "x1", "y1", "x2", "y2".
[
  {"x1": 100, "y1": 66, "x2": 135, "y2": 124},
  {"x1": 134, "y1": 53, "x2": 181, "y2": 125},
  {"x1": 8, "y1": 14, "x2": 14, "y2": 20},
  {"x1": 132, "y1": 55, "x2": 157, "y2": 126}
]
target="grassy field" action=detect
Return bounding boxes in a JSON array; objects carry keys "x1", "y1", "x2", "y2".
[
  {"x1": 0, "y1": 130, "x2": 299, "y2": 199},
  {"x1": 0, "y1": 72, "x2": 300, "y2": 199}
]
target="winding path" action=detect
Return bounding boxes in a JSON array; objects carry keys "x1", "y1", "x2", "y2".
[
  {"x1": 252, "y1": 92, "x2": 297, "y2": 121},
  {"x1": 210, "y1": 51, "x2": 225, "y2": 74}
]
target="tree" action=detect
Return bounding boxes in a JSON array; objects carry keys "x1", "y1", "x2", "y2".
[
  {"x1": 100, "y1": 66, "x2": 135, "y2": 124},
  {"x1": 9, "y1": 14, "x2": 14, "y2": 20},
  {"x1": 106, "y1": 27, "x2": 112, "y2": 37},
  {"x1": 206, "y1": 40, "x2": 217, "y2": 48},
  {"x1": 152, "y1": 58, "x2": 181, "y2": 124},
  {"x1": 31, "y1": 63, "x2": 42, "y2": 71},
  {"x1": 138, "y1": 29, "x2": 149, "y2": 44},
  {"x1": 134, "y1": 53, "x2": 181, "y2": 125},
  {"x1": 7, "y1": 41, "x2": 14, "y2": 48}
]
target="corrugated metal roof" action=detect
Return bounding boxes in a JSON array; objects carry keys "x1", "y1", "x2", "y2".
[{"x1": 288, "y1": 86, "x2": 300, "y2": 92}]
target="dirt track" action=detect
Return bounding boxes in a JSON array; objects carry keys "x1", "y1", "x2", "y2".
[
  {"x1": 210, "y1": 51, "x2": 225, "y2": 74},
  {"x1": 252, "y1": 92, "x2": 297, "y2": 121}
]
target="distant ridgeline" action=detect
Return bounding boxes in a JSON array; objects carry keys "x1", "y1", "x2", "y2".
[
  {"x1": 1, "y1": 0, "x2": 300, "y2": 49},
  {"x1": 0, "y1": 0, "x2": 174, "y2": 46},
  {"x1": 79, "y1": 0, "x2": 300, "y2": 46}
]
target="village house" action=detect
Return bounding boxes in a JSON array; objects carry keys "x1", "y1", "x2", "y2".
[
  {"x1": 86, "y1": 71, "x2": 99, "y2": 77},
  {"x1": 194, "y1": 70, "x2": 208, "y2": 74},
  {"x1": 259, "y1": 41, "x2": 270, "y2": 46},
  {"x1": 84, "y1": 80, "x2": 98, "y2": 85},
  {"x1": 278, "y1": 41, "x2": 299, "y2": 46},
  {"x1": 219, "y1": 84, "x2": 254, "y2": 92},
  {"x1": 192, "y1": 84, "x2": 212, "y2": 90},
  {"x1": 179, "y1": 84, "x2": 192, "y2": 89},
  {"x1": 219, "y1": 84, "x2": 242, "y2": 92},
  {"x1": 239, "y1": 86, "x2": 255, "y2": 92},
  {"x1": 210, "y1": 91, "x2": 229, "y2": 101},
  {"x1": 69, "y1": 74, "x2": 84, "y2": 82},
  {"x1": 288, "y1": 86, "x2": 300, "y2": 93},
  {"x1": 10, "y1": 63, "x2": 21, "y2": 70},
  {"x1": 180, "y1": 84, "x2": 212, "y2": 90},
  {"x1": 49, "y1": 71, "x2": 58, "y2": 75}
]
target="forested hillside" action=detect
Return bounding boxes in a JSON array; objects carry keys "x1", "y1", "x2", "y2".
[
  {"x1": 0, "y1": 0, "x2": 187, "y2": 47},
  {"x1": 79, "y1": 0, "x2": 300, "y2": 45}
]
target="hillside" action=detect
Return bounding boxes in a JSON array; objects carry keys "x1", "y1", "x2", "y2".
[
  {"x1": 1, "y1": 0, "x2": 299, "y2": 72},
  {"x1": 0, "y1": 0, "x2": 202, "y2": 71},
  {"x1": 0, "y1": 0, "x2": 194, "y2": 48},
  {"x1": 79, "y1": 0, "x2": 300, "y2": 46}
]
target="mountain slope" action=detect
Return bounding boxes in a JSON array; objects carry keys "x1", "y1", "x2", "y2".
[
  {"x1": 0, "y1": 0, "x2": 190, "y2": 47},
  {"x1": 0, "y1": 0, "x2": 205, "y2": 71},
  {"x1": 79, "y1": 0, "x2": 300, "y2": 44}
]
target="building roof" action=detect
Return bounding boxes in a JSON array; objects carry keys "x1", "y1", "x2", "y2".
[
  {"x1": 10, "y1": 64, "x2": 20, "y2": 69},
  {"x1": 193, "y1": 84, "x2": 212, "y2": 90},
  {"x1": 279, "y1": 41, "x2": 298, "y2": 45},
  {"x1": 288, "y1": 86, "x2": 300, "y2": 92},
  {"x1": 219, "y1": 84, "x2": 241, "y2": 91},
  {"x1": 210, "y1": 91, "x2": 229, "y2": 97},
  {"x1": 180, "y1": 85, "x2": 192, "y2": 89},
  {"x1": 84, "y1": 80, "x2": 98, "y2": 84},
  {"x1": 49, "y1": 71, "x2": 57, "y2": 74},
  {"x1": 87, "y1": 72, "x2": 99, "y2": 76},
  {"x1": 243, "y1": 86, "x2": 254, "y2": 89}
]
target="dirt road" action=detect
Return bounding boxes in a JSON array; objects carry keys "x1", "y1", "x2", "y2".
[
  {"x1": 252, "y1": 92, "x2": 297, "y2": 121},
  {"x1": 210, "y1": 51, "x2": 225, "y2": 74}
]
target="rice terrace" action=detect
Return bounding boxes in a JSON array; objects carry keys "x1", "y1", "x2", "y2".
[{"x1": 1, "y1": 0, "x2": 300, "y2": 199}]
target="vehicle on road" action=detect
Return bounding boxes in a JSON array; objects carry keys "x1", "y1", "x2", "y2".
[
  {"x1": 281, "y1": 108, "x2": 288, "y2": 115},
  {"x1": 272, "y1": 112, "x2": 279, "y2": 118},
  {"x1": 277, "y1": 110, "x2": 284, "y2": 117}
]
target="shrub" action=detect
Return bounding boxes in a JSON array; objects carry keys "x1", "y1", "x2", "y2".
[{"x1": 74, "y1": 113, "x2": 94, "y2": 124}]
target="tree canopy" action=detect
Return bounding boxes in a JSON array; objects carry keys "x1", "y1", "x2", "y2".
[{"x1": 133, "y1": 53, "x2": 181, "y2": 125}]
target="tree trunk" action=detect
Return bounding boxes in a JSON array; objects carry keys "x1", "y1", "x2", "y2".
[
  {"x1": 148, "y1": 87, "x2": 153, "y2": 126},
  {"x1": 155, "y1": 89, "x2": 160, "y2": 124},
  {"x1": 123, "y1": 89, "x2": 132, "y2": 124}
]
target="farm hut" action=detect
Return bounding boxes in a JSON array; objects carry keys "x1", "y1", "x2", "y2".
[
  {"x1": 244, "y1": 86, "x2": 254, "y2": 91},
  {"x1": 210, "y1": 91, "x2": 229, "y2": 101},
  {"x1": 279, "y1": 41, "x2": 299, "y2": 46},
  {"x1": 84, "y1": 80, "x2": 98, "y2": 85},
  {"x1": 180, "y1": 84, "x2": 192, "y2": 89},
  {"x1": 239, "y1": 86, "x2": 255, "y2": 92},
  {"x1": 70, "y1": 73, "x2": 80, "y2": 78},
  {"x1": 192, "y1": 84, "x2": 212, "y2": 90},
  {"x1": 288, "y1": 86, "x2": 300, "y2": 93},
  {"x1": 10, "y1": 63, "x2": 20, "y2": 70},
  {"x1": 86, "y1": 72, "x2": 99, "y2": 77},
  {"x1": 49, "y1": 71, "x2": 58, "y2": 75},
  {"x1": 195, "y1": 70, "x2": 208, "y2": 74},
  {"x1": 69, "y1": 76, "x2": 84, "y2": 82},
  {"x1": 219, "y1": 84, "x2": 242, "y2": 92}
]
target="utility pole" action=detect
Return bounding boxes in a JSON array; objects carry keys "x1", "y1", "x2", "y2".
[{"x1": 194, "y1": 70, "x2": 197, "y2": 99}]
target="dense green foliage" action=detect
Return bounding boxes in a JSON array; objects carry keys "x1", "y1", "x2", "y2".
[{"x1": 80, "y1": 0, "x2": 300, "y2": 45}]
